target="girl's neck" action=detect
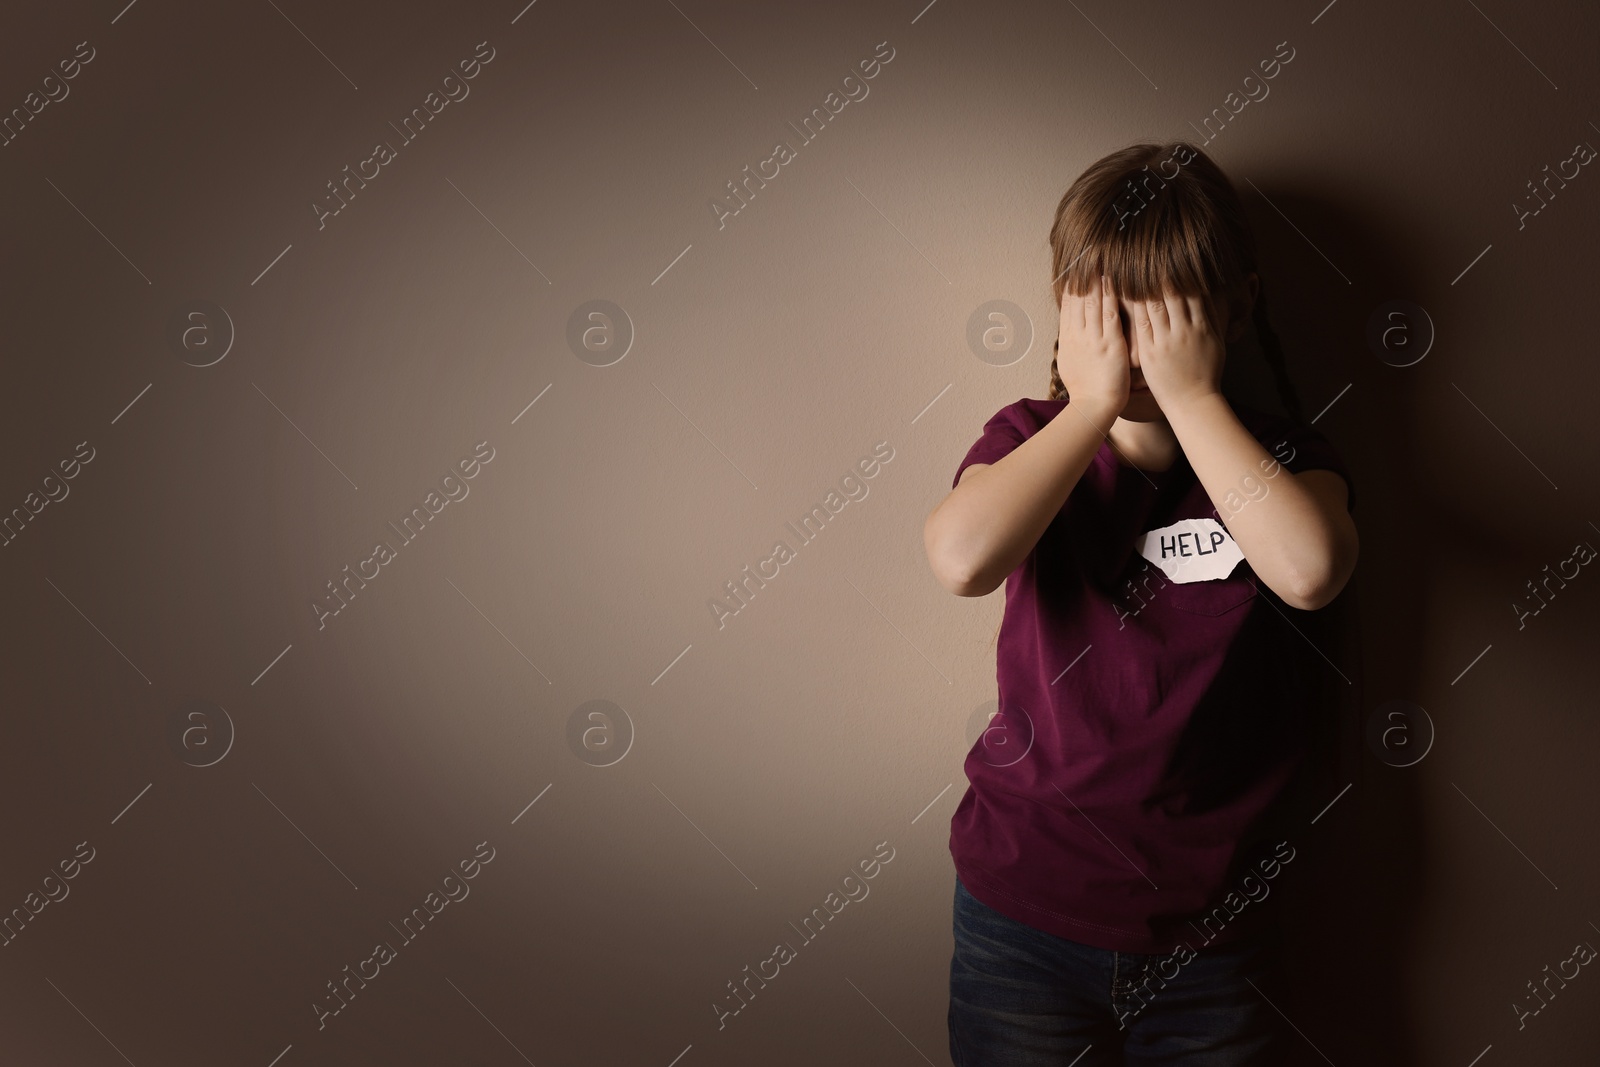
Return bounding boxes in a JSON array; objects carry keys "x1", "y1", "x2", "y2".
[{"x1": 1106, "y1": 417, "x2": 1181, "y2": 472}]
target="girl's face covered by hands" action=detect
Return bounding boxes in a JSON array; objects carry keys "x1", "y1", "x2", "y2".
[{"x1": 1114, "y1": 276, "x2": 1255, "y2": 418}]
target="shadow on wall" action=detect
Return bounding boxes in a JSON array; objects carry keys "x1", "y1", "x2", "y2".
[{"x1": 1231, "y1": 181, "x2": 1427, "y2": 1067}]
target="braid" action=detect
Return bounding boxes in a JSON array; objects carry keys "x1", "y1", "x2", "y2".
[
  {"x1": 1048, "y1": 338, "x2": 1069, "y2": 401},
  {"x1": 1252, "y1": 279, "x2": 1305, "y2": 425}
]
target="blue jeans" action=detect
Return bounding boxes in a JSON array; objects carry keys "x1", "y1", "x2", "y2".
[{"x1": 948, "y1": 877, "x2": 1287, "y2": 1065}]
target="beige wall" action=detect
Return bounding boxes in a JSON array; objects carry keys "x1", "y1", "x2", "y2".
[{"x1": 0, "y1": 0, "x2": 1596, "y2": 1062}]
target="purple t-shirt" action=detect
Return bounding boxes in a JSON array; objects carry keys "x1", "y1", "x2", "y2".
[{"x1": 949, "y1": 396, "x2": 1355, "y2": 955}]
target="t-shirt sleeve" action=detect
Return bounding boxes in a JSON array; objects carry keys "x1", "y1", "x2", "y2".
[
  {"x1": 1260, "y1": 416, "x2": 1356, "y2": 514},
  {"x1": 953, "y1": 403, "x2": 1029, "y2": 489}
]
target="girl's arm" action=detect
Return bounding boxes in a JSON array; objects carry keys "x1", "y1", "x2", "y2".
[
  {"x1": 1163, "y1": 392, "x2": 1358, "y2": 610},
  {"x1": 924, "y1": 396, "x2": 1118, "y2": 597},
  {"x1": 926, "y1": 275, "x2": 1132, "y2": 598},
  {"x1": 1126, "y1": 284, "x2": 1357, "y2": 611}
]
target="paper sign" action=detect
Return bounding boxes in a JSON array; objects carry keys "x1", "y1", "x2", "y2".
[{"x1": 1134, "y1": 517, "x2": 1243, "y2": 583}]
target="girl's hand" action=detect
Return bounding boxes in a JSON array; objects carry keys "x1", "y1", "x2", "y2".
[
  {"x1": 1129, "y1": 285, "x2": 1226, "y2": 410},
  {"x1": 1057, "y1": 274, "x2": 1130, "y2": 423}
]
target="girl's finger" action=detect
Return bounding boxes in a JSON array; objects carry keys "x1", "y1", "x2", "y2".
[
  {"x1": 1101, "y1": 275, "x2": 1120, "y2": 340},
  {"x1": 1189, "y1": 292, "x2": 1216, "y2": 336},
  {"x1": 1147, "y1": 288, "x2": 1172, "y2": 337},
  {"x1": 1177, "y1": 288, "x2": 1204, "y2": 333},
  {"x1": 1133, "y1": 296, "x2": 1158, "y2": 341},
  {"x1": 1061, "y1": 283, "x2": 1081, "y2": 335}
]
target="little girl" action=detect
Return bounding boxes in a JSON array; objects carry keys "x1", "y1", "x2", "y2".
[{"x1": 924, "y1": 141, "x2": 1358, "y2": 1065}]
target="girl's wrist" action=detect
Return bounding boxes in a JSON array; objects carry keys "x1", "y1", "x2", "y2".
[
  {"x1": 1066, "y1": 393, "x2": 1123, "y2": 434},
  {"x1": 1159, "y1": 390, "x2": 1233, "y2": 444},
  {"x1": 1160, "y1": 388, "x2": 1228, "y2": 422}
]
